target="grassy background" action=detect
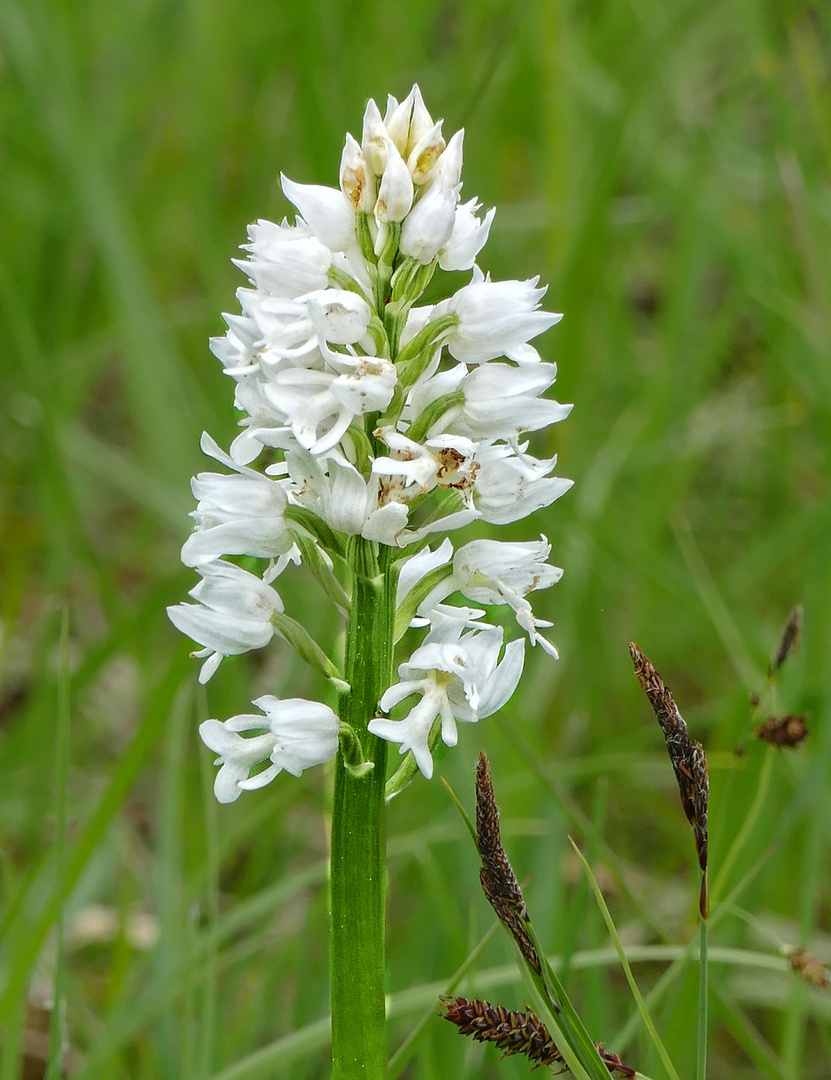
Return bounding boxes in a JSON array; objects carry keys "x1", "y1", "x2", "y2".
[{"x1": 1, "y1": 0, "x2": 829, "y2": 1077}]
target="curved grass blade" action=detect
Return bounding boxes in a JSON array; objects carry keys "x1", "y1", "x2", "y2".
[{"x1": 570, "y1": 838, "x2": 682, "y2": 1080}]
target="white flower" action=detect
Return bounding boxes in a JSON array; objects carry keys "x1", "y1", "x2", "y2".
[
  {"x1": 327, "y1": 354, "x2": 398, "y2": 415},
  {"x1": 404, "y1": 361, "x2": 570, "y2": 442},
  {"x1": 180, "y1": 472, "x2": 292, "y2": 566},
  {"x1": 259, "y1": 368, "x2": 352, "y2": 453},
  {"x1": 452, "y1": 363, "x2": 572, "y2": 441},
  {"x1": 236, "y1": 291, "x2": 318, "y2": 364},
  {"x1": 167, "y1": 561, "x2": 282, "y2": 682},
  {"x1": 453, "y1": 538, "x2": 563, "y2": 656},
  {"x1": 440, "y1": 273, "x2": 563, "y2": 364},
  {"x1": 368, "y1": 623, "x2": 524, "y2": 778},
  {"x1": 210, "y1": 314, "x2": 259, "y2": 375},
  {"x1": 438, "y1": 198, "x2": 495, "y2": 272},
  {"x1": 305, "y1": 289, "x2": 372, "y2": 345},
  {"x1": 200, "y1": 695, "x2": 339, "y2": 803},
  {"x1": 285, "y1": 450, "x2": 408, "y2": 544},
  {"x1": 373, "y1": 428, "x2": 479, "y2": 497},
  {"x1": 280, "y1": 175, "x2": 356, "y2": 252},
  {"x1": 233, "y1": 222, "x2": 333, "y2": 298},
  {"x1": 259, "y1": 349, "x2": 395, "y2": 455},
  {"x1": 400, "y1": 184, "x2": 459, "y2": 264},
  {"x1": 199, "y1": 718, "x2": 278, "y2": 803},
  {"x1": 473, "y1": 442, "x2": 573, "y2": 524}
]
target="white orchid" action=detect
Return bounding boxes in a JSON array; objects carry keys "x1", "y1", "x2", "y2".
[
  {"x1": 171, "y1": 84, "x2": 572, "y2": 795},
  {"x1": 200, "y1": 696, "x2": 339, "y2": 803},
  {"x1": 368, "y1": 622, "x2": 524, "y2": 778},
  {"x1": 167, "y1": 561, "x2": 282, "y2": 683},
  {"x1": 453, "y1": 538, "x2": 563, "y2": 656},
  {"x1": 181, "y1": 472, "x2": 292, "y2": 566},
  {"x1": 233, "y1": 224, "x2": 333, "y2": 298},
  {"x1": 439, "y1": 271, "x2": 563, "y2": 365},
  {"x1": 438, "y1": 197, "x2": 494, "y2": 272}
]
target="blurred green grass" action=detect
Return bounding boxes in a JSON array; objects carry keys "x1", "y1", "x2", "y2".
[{"x1": 1, "y1": 0, "x2": 829, "y2": 1077}]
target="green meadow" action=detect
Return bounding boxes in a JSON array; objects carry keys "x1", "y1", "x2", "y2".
[{"x1": 1, "y1": 0, "x2": 829, "y2": 1077}]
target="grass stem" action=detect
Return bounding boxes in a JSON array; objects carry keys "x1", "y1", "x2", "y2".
[{"x1": 697, "y1": 911, "x2": 709, "y2": 1080}]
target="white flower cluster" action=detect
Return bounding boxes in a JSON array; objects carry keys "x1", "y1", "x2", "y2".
[{"x1": 169, "y1": 86, "x2": 572, "y2": 800}]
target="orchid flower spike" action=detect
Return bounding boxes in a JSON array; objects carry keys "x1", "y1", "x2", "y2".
[{"x1": 170, "y1": 85, "x2": 572, "y2": 796}]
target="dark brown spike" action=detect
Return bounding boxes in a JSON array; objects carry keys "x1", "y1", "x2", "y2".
[
  {"x1": 439, "y1": 996, "x2": 564, "y2": 1068},
  {"x1": 769, "y1": 604, "x2": 803, "y2": 675},
  {"x1": 475, "y1": 752, "x2": 526, "y2": 914},
  {"x1": 479, "y1": 869, "x2": 541, "y2": 974},
  {"x1": 756, "y1": 714, "x2": 809, "y2": 748},
  {"x1": 475, "y1": 752, "x2": 540, "y2": 971},
  {"x1": 439, "y1": 997, "x2": 636, "y2": 1077},
  {"x1": 629, "y1": 643, "x2": 709, "y2": 914},
  {"x1": 687, "y1": 741, "x2": 709, "y2": 877}
]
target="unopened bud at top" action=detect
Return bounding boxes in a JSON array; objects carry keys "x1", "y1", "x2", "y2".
[
  {"x1": 427, "y1": 129, "x2": 464, "y2": 192},
  {"x1": 374, "y1": 139, "x2": 414, "y2": 223},
  {"x1": 361, "y1": 98, "x2": 388, "y2": 176},
  {"x1": 385, "y1": 84, "x2": 434, "y2": 159},
  {"x1": 408, "y1": 120, "x2": 446, "y2": 185},
  {"x1": 340, "y1": 133, "x2": 376, "y2": 213}
]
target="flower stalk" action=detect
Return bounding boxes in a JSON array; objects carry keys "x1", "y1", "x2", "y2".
[{"x1": 330, "y1": 540, "x2": 395, "y2": 1079}]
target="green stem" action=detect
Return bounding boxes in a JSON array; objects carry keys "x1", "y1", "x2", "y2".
[
  {"x1": 697, "y1": 912, "x2": 709, "y2": 1080},
  {"x1": 330, "y1": 539, "x2": 395, "y2": 1079},
  {"x1": 711, "y1": 748, "x2": 774, "y2": 905}
]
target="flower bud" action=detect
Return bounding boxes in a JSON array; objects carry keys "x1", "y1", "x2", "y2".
[
  {"x1": 427, "y1": 129, "x2": 464, "y2": 192},
  {"x1": 340, "y1": 133, "x2": 376, "y2": 213},
  {"x1": 407, "y1": 121, "x2": 446, "y2": 185},
  {"x1": 361, "y1": 98, "x2": 388, "y2": 175},
  {"x1": 400, "y1": 184, "x2": 458, "y2": 264},
  {"x1": 385, "y1": 84, "x2": 434, "y2": 158},
  {"x1": 374, "y1": 139, "x2": 414, "y2": 223}
]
